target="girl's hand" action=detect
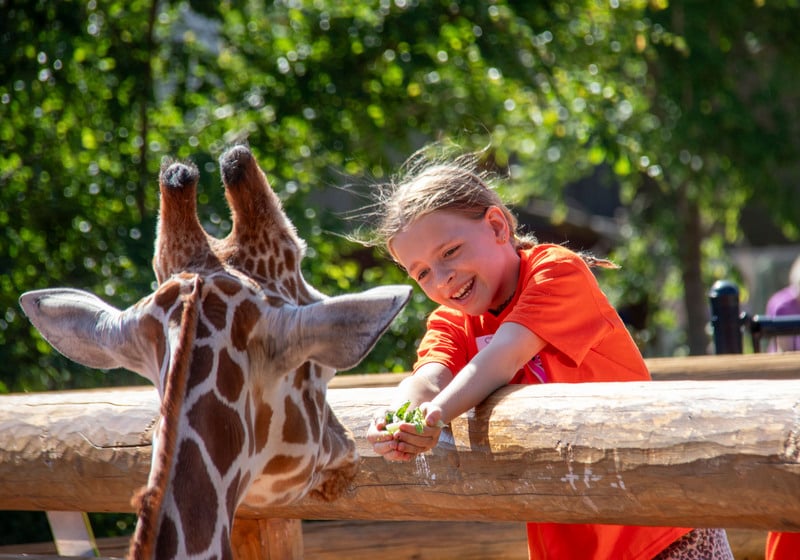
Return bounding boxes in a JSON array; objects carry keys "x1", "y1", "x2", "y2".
[
  {"x1": 420, "y1": 401, "x2": 446, "y2": 429},
  {"x1": 366, "y1": 412, "x2": 412, "y2": 462},
  {"x1": 366, "y1": 411, "x2": 442, "y2": 462}
]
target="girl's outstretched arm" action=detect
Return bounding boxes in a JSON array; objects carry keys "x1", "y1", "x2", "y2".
[{"x1": 422, "y1": 322, "x2": 545, "y2": 427}]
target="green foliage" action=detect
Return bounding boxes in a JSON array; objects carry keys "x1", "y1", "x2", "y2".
[
  {"x1": 1, "y1": 0, "x2": 798, "y2": 380},
  {"x1": 0, "y1": 511, "x2": 50, "y2": 545},
  {"x1": 384, "y1": 400, "x2": 426, "y2": 434},
  {"x1": 2, "y1": 0, "x2": 799, "y2": 378}
]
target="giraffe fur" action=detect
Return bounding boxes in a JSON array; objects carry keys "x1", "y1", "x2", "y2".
[{"x1": 19, "y1": 144, "x2": 411, "y2": 559}]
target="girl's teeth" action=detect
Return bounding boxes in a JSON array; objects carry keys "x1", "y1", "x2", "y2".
[{"x1": 453, "y1": 280, "x2": 472, "y2": 300}]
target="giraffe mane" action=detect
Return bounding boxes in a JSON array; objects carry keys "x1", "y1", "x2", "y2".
[{"x1": 129, "y1": 276, "x2": 202, "y2": 560}]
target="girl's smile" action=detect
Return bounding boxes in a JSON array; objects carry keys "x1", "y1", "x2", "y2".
[
  {"x1": 389, "y1": 207, "x2": 520, "y2": 315},
  {"x1": 451, "y1": 278, "x2": 474, "y2": 302}
]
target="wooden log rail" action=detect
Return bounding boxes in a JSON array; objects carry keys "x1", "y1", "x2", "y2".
[
  {"x1": 330, "y1": 352, "x2": 800, "y2": 387},
  {"x1": 259, "y1": 380, "x2": 800, "y2": 529},
  {"x1": 0, "y1": 354, "x2": 799, "y2": 533}
]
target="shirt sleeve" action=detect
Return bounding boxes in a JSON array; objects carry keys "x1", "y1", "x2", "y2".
[
  {"x1": 505, "y1": 246, "x2": 617, "y2": 368},
  {"x1": 413, "y1": 307, "x2": 470, "y2": 376}
]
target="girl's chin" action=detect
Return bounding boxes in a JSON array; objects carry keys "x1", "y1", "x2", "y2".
[{"x1": 455, "y1": 297, "x2": 488, "y2": 315}]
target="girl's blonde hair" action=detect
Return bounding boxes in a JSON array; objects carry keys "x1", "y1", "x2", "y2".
[
  {"x1": 357, "y1": 144, "x2": 616, "y2": 269},
  {"x1": 361, "y1": 146, "x2": 537, "y2": 252}
]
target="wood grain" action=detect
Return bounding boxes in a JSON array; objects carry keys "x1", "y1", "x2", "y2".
[{"x1": 1, "y1": 379, "x2": 798, "y2": 529}]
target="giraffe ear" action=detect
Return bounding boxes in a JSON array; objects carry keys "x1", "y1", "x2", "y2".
[
  {"x1": 19, "y1": 288, "x2": 158, "y2": 383},
  {"x1": 296, "y1": 285, "x2": 412, "y2": 371}
]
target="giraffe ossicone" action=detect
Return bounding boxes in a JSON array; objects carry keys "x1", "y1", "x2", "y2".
[{"x1": 19, "y1": 144, "x2": 411, "y2": 559}]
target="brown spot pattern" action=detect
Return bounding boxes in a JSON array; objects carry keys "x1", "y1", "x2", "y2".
[
  {"x1": 231, "y1": 299, "x2": 259, "y2": 351},
  {"x1": 263, "y1": 454, "x2": 304, "y2": 474},
  {"x1": 283, "y1": 247, "x2": 296, "y2": 272},
  {"x1": 187, "y1": 345, "x2": 213, "y2": 392},
  {"x1": 254, "y1": 402, "x2": 273, "y2": 452},
  {"x1": 117, "y1": 146, "x2": 367, "y2": 553},
  {"x1": 293, "y1": 363, "x2": 310, "y2": 390},
  {"x1": 173, "y1": 440, "x2": 217, "y2": 554},
  {"x1": 282, "y1": 395, "x2": 308, "y2": 444},
  {"x1": 155, "y1": 281, "x2": 181, "y2": 311},
  {"x1": 216, "y1": 348, "x2": 244, "y2": 402},
  {"x1": 213, "y1": 276, "x2": 242, "y2": 296},
  {"x1": 271, "y1": 460, "x2": 314, "y2": 495},
  {"x1": 196, "y1": 319, "x2": 212, "y2": 339},
  {"x1": 155, "y1": 514, "x2": 178, "y2": 560},
  {"x1": 202, "y1": 291, "x2": 228, "y2": 331},
  {"x1": 188, "y1": 392, "x2": 245, "y2": 477},
  {"x1": 221, "y1": 527, "x2": 232, "y2": 560}
]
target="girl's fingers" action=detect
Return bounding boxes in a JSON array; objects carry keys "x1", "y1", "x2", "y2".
[
  {"x1": 366, "y1": 414, "x2": 393, "y2": 444},
  {"x1": 385, "y1": 448, "x2": 415, "y2": 462},
  {"x1": 367, "y1": 409, "x2": 441, "y2": 461},
  {"x1": 419, "y1": 401, "x2": 443, "y2": 427},
  {"x1": 373, "y1": 413, "x2": 388, "y2": 430}
]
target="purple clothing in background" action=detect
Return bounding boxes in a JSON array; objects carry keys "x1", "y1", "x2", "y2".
[{"x1": 765, "y1": 285, "x2": 800, "y2": 351}]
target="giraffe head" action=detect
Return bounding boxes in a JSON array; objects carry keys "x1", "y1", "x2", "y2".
[{"x1": 19, "y1": 145, "x2": 411, "y2": 559}]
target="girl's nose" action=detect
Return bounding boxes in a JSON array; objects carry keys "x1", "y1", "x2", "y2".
[{"x1": 435, "y1": 267, "x2": 454, "y2": 289}]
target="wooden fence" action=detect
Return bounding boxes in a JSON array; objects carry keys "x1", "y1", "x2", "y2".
[{"x1": 0, "y1": 353, "x2": 798, "y2": 558}]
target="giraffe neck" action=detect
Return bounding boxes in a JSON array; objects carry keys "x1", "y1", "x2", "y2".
[
  {"x1": 128, "y1": 277, "x2": 204, "y2": 560},
  {"x1": 17, "y1": 145, "x2": 408, "y2": 558}
]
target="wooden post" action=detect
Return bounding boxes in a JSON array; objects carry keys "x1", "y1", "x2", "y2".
[{"x1": 231, "y1": 518, "x2": 303, "y2": 560}]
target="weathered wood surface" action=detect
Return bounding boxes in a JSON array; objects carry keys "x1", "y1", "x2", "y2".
[
  {"x1": 330, "y1": 352, "x2": 800, "y2": 388},
  {"x1": 256, "y1": 380, "x2": 800, "y2": 529},
  {"x1": 230, "y1": 518, "x2": 303, "y2": 560},
  {"x1": 645, "y1": 352, "x2": 800, "y2": 381},
  {"x1": 0, "y1": 387, "x2": 157, "y2": 512},
  {"x1": 1, "y1": 378, "x2": 798, "y2": 529}
]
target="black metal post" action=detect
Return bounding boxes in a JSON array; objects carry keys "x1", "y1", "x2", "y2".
[{"x1": 708, "y1": 280, "x2": 743, "y2": 354}]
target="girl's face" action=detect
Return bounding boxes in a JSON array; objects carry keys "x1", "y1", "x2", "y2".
[{"x1": 389, "y1": 207, "x2": 520, "y2": 316}]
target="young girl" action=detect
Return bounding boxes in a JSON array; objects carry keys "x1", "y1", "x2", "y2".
[{"x1": 363, "y1": 147, "x2": 733, "y2": 560}]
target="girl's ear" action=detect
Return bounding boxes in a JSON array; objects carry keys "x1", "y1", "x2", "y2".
[{"x1": 484, "y1": 206, "x2": 510, "y2": 242}]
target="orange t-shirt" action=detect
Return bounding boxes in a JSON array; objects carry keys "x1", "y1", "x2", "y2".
[
  {"x1": 414, "y1": 244, "x2": 691, "y2": 560},
  {"x1": 766, "y1": 531, "x2": 800, "y2": 559}
]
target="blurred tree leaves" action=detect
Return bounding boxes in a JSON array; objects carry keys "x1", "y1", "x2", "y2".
[{"x1": 2, "y1": 0, "x2": 800, "y2": 395}]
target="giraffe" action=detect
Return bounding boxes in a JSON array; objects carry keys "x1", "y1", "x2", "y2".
[{"x1": 19, "y1": 144, "x2": 411, "y2": 559}]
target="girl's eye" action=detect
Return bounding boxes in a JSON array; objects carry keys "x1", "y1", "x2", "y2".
[
  {"x1": 417, "y1": 269, "x2": 429, "y2": 281},
  {"x1": 443, "y1": 245, "x2": 459, "y2": 258}
]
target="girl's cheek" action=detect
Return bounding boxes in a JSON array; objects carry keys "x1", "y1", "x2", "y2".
[{"x1": 417, "y1": 285, "x2": 435, "y2": 301}]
